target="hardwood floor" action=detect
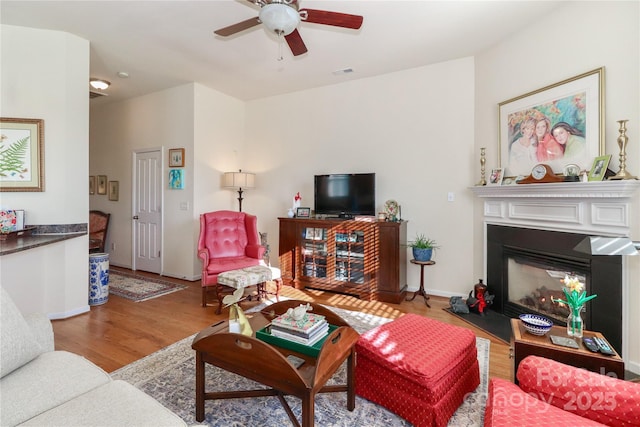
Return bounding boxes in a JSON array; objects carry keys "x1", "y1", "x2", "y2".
[{"x1": 52, "y1": 267, "x2": 513, "y2": 380}]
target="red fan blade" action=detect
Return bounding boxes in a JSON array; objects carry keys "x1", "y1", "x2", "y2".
[
  {"x1": 214, "y1": 17, "x2": 261, "y2": 36},
  {"x1": 300, "y1": 9, "x2": 363, "y2": 29},
  {"x1": 285, "y1": 29, "x2": 308, "y2": 56}
]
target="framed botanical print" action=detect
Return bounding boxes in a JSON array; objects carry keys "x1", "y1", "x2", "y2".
[
  {"x1": 169, "y1": 148, "x2": 185, "y2": 167},
  {"x1": 0, "y1": 118, "x2": 44, "y2": 191},
  {"x1": 97, "y1": 175, "x2": 108, "y2": 195},
  {"x1": 108, "y1": 181, "x2": 119, "y2": 201}
]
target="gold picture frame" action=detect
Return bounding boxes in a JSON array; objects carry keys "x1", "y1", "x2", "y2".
[
  {"x1": 108, "y1": 180, "x2": 119, "y2": 201},
  {"x1": 0, "y1": 117, "x2": 45, "y2": 192},
  {"x1": 499, "y1": 68, "x2": 604, "y2": 177},
  {"x1": 169, "y1": 148, "x2": 185, "y2": 167},
  {"x1": 97, "y1": 175, "x2": 107, "y2": 195},
  {"x1": 89, "y1": 175, "x2": 96, "y2": 195}
]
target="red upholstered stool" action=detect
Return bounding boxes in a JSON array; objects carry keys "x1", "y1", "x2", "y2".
[{"x1": 356, "y1": 313, "x2": 480, "y2": 427}]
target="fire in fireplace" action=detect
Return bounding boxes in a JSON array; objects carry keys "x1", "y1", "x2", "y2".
[
  {"x1": 507, "y1": 256, "x2": 587, "y2": 323},
  {"x1": 487, "y1": 225, "x2": 622, "y2": 353}
]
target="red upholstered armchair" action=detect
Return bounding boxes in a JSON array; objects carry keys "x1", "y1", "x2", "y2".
[
  {"x1": 485, "y1": 355, "x2": 640, "y2": 426},
  {"x1": 197, "y1": 210, "x2": 265, "y2": 310}
]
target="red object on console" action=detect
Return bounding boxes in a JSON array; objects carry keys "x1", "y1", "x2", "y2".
[
  {"x1": 484, "y1": 355, "x2": 640, "y2": 426},
  {"x1": 197, "y1": 210, "x2": 265, "y2": 312},
  {"x1": 356, "y1": 314, "x2": 480, "y2": 427}
]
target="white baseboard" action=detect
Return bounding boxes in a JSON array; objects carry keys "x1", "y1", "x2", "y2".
[
  {"x1": 48, "y1": 305, "x2": 90, "y2": 320},
  {"x1": 162, "y1": 272, "x2": 200, "y2": 282},
  {"x1": 626, "y1": 360, "x2": 640, "y2": 376}
]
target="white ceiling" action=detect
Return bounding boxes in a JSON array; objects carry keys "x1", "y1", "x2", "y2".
[{"x1": 1, "y1": 0, "x2": 565, "y2": 104}]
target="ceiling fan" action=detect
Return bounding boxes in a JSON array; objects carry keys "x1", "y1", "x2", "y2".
[{"x1": 214, "y1": 0, "x2": 363, "y2": 56}]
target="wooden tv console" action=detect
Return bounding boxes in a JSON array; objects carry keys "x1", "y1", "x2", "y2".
[{"x1": 278, "y1": 217, "x2": 407, "y2": 303}]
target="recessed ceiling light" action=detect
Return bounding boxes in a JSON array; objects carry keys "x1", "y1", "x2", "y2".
[
  {"x1": 89, "y1": 78, "x2": 110, "y2": 90},
  {"x1": 332, "y1": 68, "x2": 354, "y2": 76},
  {"x1": 117, "y1": 71, "x2": 129, "y2": 78}
]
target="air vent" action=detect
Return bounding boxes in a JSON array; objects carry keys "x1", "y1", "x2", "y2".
[{"x1": 89, "y1": 90, "x2": 108, "y2": 99}]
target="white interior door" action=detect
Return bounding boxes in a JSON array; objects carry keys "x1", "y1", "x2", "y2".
[{"x1": 133, "y1": 149, "x2": 162, "y2": 274}]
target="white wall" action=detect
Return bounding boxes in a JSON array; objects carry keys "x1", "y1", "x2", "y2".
[
  {"x1": 474, "y1": 1, "x2": 640, "y2": 371},
  {"x1": 90, "y1": 84, "x2": 194, "y2": 277},
  {"x1": 0, "y1": 25, "x2": 90, "y2": 317},
  {"x1": 90, "y1": 83, "x2": 246, "y2": 280},
  {"x1": 245, "y1": 57, "x2": 477, "y2": 296},
  {"x1": 193, "y1": 84, "x2": 246, "y2": 277}
]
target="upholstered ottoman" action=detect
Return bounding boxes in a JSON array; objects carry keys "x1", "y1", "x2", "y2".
[
  {"x1": 355, "y1": 314, "x2": 480, "y2": 427},
  {"x1": 216, "y1": 265, "x2": 282, "y2": 312}
]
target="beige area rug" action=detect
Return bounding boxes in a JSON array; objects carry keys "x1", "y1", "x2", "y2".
[
  {"x1": 108, "y1": 270, "x2": 188, "y2": 302},
  {"x1": 112, "y1": 305, "x2": 490, "y2": 426}
]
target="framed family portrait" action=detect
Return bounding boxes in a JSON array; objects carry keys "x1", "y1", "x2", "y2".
[
  {"x1": 499, "y1": 68, "x2": 604, "y2": 177},
  {"x1": 168, "y1": 148, "x2": 185, "y2": 167},
  {"x1": 588, "y1": 154, "x2": 611, "y2": 181},
  {"x1": 97, "y1": 175, "x2": 108, "y2": 195},
  {"x1": 296, "y1": 207, "x2": 311, "y2": 218},
  {"x1": 0, "y1": 118, "x2": 44, "y2": 192}
]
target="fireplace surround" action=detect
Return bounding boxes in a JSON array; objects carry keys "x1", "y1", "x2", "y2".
[{"x1": 471, "y1": 180, "x2": 640, "y2": 358}]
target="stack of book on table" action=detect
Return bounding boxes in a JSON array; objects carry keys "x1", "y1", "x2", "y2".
[{"x1": 270, "y1": 312, "x2": 329, "y2": 346}]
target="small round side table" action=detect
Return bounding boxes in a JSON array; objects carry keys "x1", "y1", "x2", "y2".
[{"x1": 406, "y1": 259, "x2": 435, "y2": 308}]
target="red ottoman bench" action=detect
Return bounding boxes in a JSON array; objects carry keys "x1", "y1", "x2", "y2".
[{"x1": 356, "y1": 314, "x2": 480, "y2": 427}]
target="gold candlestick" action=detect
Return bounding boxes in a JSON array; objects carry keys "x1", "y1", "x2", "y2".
[
  {"x1": 476, "y1": 147, "x2": 487, "y2": 186},
  {"x1": 609, "y1": 120, "x2": 637, "y2": 180}
]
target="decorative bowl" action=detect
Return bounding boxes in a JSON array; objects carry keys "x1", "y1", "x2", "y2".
[{"x1": 519, "y1": 314, "x2": 553, "y2": 336}]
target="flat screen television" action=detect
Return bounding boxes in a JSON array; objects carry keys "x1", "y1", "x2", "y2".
[{"x1": 314, "y1": 173, "x2": 375, "y2": 218}]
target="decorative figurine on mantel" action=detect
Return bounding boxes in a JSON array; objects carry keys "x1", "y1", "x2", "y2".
[{"x1": 608, "y1": 120, "x2": 638, "y2": 180}]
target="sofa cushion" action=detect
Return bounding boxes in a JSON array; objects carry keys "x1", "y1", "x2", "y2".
[
  {"x1": 19, "y1": 380, "x2": 186, "y2": 426},
  {"x1": 484, "y1": 378, "x2": 603, "y2": 426},
  {"x1": 0, "y1": 287, "x2": 43, "y2": 378},
  {"x1": 517, "y1": 355, "x2": 640, "y2": 426},
  {"x1": 0, "y1": 351, "x2": 111, "y2": 426},
  {"x1": 205, "y1": 256, "x2": 260, "y2": 275}
]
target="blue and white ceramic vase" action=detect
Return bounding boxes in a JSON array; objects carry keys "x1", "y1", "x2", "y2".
[
  {"x1": 89, "y1": 252, "x2": 110, "y2": 306},
  {"x1": 412, "y1": 248, "x2": 433, "y2": 262}
]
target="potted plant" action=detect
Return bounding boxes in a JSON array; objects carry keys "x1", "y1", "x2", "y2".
[{"x1": 408, "y1": 234, "x2": 439, "y2": 262}]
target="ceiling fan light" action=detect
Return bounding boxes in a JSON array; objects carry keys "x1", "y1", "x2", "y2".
[
  {"x1": 89, "y1": 78, "x2": 110, "y2": 90},
  {"x1": 259, "y1": 3, "x2": 300, "y2": 36}
]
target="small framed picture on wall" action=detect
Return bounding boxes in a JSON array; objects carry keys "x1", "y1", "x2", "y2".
[
  {"x1": 169, "y1": 148, "x2": 185, "y2": 167},
  {"x1": 97, "y1": 175, "x2": 108, "y2": 195},
  {"x1": 108, "y1": 181, "x2": 119, "y2": 201}
]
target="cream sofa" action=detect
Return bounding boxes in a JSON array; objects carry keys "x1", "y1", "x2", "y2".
[{"x1": 0, "y1": 287, "x2": 187, "y2": 426}]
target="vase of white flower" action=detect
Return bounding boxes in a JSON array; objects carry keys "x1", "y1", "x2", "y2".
[
  {"x1": 567, "y1": 307, "x2": 584, "y2": 338},
  {"x1": 553, "y1": 275, "x2": 595, "y2": 339}
]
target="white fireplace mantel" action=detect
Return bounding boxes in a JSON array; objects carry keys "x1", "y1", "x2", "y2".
[{"x1": 469, "y1": 180, "x2": 640, "y2": 236}]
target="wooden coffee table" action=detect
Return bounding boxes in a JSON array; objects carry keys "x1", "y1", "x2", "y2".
[
  {"x1": 511, "y1": 318, "x2": 624, "y2": 382},
  {"x1": 192, "y1": 300, "x2": 359, "y2": 427}
]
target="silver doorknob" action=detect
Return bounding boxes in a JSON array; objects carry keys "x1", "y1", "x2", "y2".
[{"x1": 133, "y1": 215, "x2": 139, "y2": 220}]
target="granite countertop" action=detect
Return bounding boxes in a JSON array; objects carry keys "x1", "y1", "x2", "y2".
[{"x1": 0, "y1": 224, "x2": 87, "y2": 256}]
